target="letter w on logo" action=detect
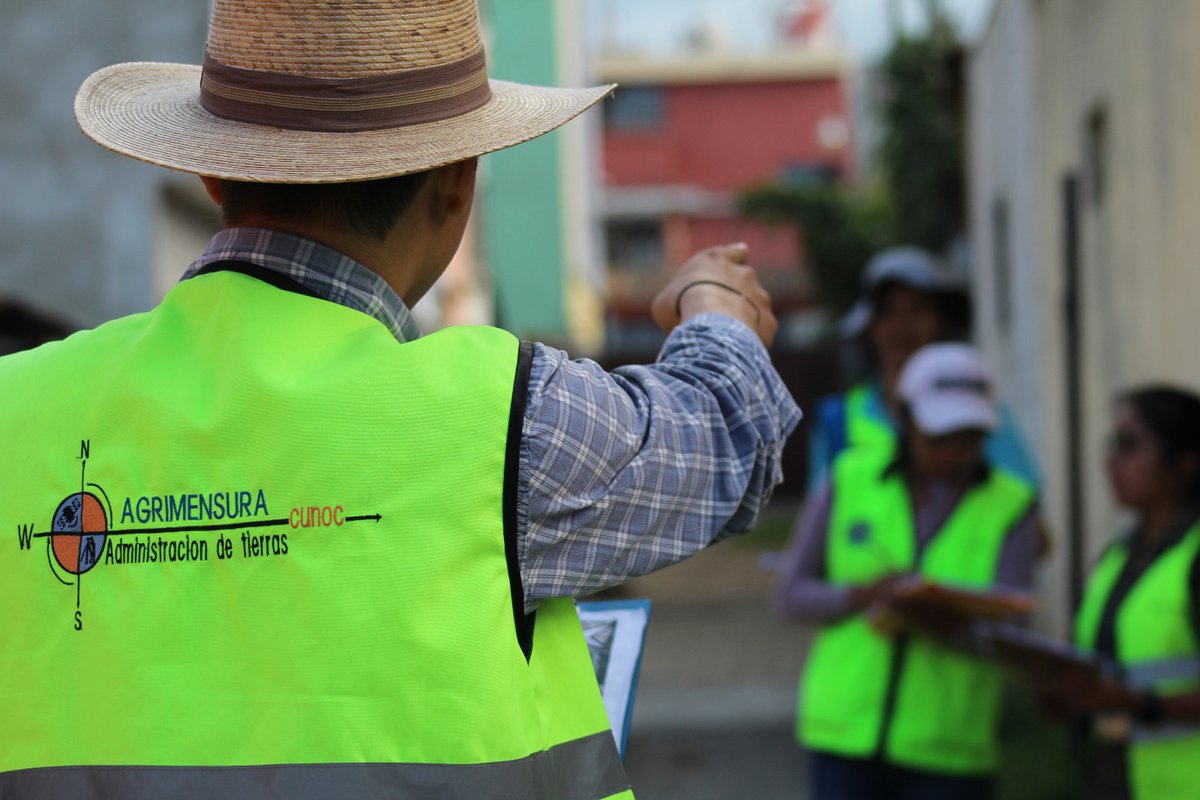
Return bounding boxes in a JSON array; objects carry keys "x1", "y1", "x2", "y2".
[{"x1": 17, "y1": 524, "x2": 35, "y2": 550}]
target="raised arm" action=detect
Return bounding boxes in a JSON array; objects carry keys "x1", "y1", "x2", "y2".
[{"x1": 517, "y1": 244, "x2": 801, "y2": 611}]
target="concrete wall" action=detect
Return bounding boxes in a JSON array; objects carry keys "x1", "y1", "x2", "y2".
[
  {"x1": 970, "y1": 0, "x2": 1200, "y2": 630},
  {"x1": 1, "y1": 0, "x2": 209, "y2": 329},
  {"x1": 967, "y1": 0, "x2": 1071, "y2": 629},
  {"x1": 968, "y1": 0, "x2": 1043, "y2": 455},
  {"x1": 1034, "y1": 0, "x2": 1200, "y2": 558}
]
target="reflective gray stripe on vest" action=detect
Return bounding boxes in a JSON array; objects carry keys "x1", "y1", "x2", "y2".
[
  {"x1": 1132, "y1": 721, "x2": 1200, "y2": 745},
  {"x1": 0, "y1": 731, "x2": 629, "y2": 800},
  {"x1": 1124, "y1": 656, "x2": 1200, "y2": 689},
  {"x1": 1124, "y1": 657, "x2": 1200, "y2": 744}
]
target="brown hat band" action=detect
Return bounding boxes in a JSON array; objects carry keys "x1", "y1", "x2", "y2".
[{"x1": 199, "y1": 48, "x2": 492, "y2": 132}]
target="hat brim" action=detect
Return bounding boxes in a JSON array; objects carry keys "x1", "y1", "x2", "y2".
[
  {"x1": 75, "y1": 62, "x2": 615, "y2": 183},
  {"x1": 909, "y1": 395, "x2": 998, "y2": 437}
]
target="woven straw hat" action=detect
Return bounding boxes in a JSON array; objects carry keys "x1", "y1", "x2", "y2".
[{"x1": 75, "y1": 0, "x2": 615, "y2": 183}]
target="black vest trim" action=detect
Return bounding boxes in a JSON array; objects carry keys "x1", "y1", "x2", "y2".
[
  {"x1": 191, "y1": 260, "x2": 322, "y2": 300},
  {"x1": 505, "y1": 340, "x2": 536, "y2": 661}
]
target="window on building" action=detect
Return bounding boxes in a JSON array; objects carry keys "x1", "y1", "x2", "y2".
[
  {"x1": 604, "y1": 86, "x2": 665, "y2": 131},
  {"x1": 991, "y1": 196, "x2": 1012, "y2": 335},
  {"x1": 779, "y1": 161, "x2": 838, "y2": 187},
  {"x1": 605, "y1": 218, "x2": 665, "y2": 270}
]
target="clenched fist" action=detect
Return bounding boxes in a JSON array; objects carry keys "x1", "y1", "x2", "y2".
[{"x1": 650, "y1": 243, "x2": 778, "y2": 347}]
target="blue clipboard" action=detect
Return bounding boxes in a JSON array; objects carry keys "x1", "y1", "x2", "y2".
[{"x1": 576, "y1": 599, "x2": 652, "y2": 759}]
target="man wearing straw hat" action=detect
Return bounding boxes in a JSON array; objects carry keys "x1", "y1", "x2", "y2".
[{"x1": 0, "y1": 1, "x2": 799, "y2": 798}]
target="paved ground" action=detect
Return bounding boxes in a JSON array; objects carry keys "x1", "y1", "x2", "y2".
[
  {"x1": 624, "y1": 724, "x2": 806, "y2": 799},
  {"x1": 594, "y1": 506, "x2": 814, "y2": 799}
]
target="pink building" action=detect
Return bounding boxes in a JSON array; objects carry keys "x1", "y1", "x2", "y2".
[{"x1": 598, "y1": 44, "x2": 853, "y2": 350}]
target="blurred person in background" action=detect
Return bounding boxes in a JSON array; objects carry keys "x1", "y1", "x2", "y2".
[
  {"x1": 1059, "y1": 385, "x2": 1200, "y2": 800},
  {"x1": 774, "y1": 343, "x2": 1040, "y2": 800},
  {"x1": 807, "y1": 245, "x2": 1039, "y2": 489}
]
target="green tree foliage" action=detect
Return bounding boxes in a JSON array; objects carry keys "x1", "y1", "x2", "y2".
[
  {"x1": 740, "y1": 11, "x2": 965, "y2": 318},
  {"x1": 740, "y1": 183, "x2": 894, "y2": 317},
  {"x1": 878, "y1": 14, "x2": 965, "y2": 253}
]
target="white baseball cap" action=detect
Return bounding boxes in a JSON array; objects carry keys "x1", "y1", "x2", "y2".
[{"x1": 898, "y1": 343, "x2": 999, "y2": 436}]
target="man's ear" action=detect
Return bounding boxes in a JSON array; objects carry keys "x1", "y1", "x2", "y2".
[
  {"x1": 429, "y1": 158, "x2": 477, "y2": 224},
  {"x1": 199, "y1": 175, "x2": 225, "y2": 206}
]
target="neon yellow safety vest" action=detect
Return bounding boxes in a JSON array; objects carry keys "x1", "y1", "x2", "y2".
[
  {"x1": 0, "y1": 268, "x2": 632, "y2": 799},
  {"x1": 845, "y1": 383, "x2": 896, "y2": 453},
  {"x1": 800, "y1": 448, "x2": 1035, "y2": 774},
  {"x1": 1075, "y1": 522, "x2": 1200, "y2": 800}
]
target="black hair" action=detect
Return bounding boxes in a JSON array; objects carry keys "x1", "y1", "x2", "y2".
[
  {"x1": 869, "y1": 279, "x2": 974, "y2": 342},
  {"x1": 217, "y1": 170, "x2": 432, "y2": 242},
  {"x1": 839, "y1": 281, "x2": 974, "y2": 386},
  {"x1": 1119, "y1": 384, "x2": 1200, "y2": 502}
]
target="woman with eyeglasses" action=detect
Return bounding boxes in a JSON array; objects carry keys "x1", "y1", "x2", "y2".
[{"x1": 1067, "y1": 385, "x2": 1200, "y2": 799}]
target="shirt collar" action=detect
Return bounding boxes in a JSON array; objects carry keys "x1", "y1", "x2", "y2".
[{"x1": 182, "y1": 227, "x2": 423, "y2": 344}]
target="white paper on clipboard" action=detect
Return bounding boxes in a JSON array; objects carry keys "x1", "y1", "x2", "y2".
[{"x1": 576, "y1": 599, "x2": 652, "y2": 758}]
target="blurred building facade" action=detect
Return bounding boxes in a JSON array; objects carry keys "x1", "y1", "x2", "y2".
[
  {"x1": 596, "y1": 24, "x2": 854, "y2": 354},
  {"x1": 479, "y1": 0, "x2": 607, "y2": 352},
  {"x1": 969, "y1": 0, "x2": 1200, "y2": 632}
]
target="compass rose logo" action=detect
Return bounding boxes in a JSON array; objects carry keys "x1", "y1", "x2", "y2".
[
  {"x1": 49, "y1": 491, "x2": 109, "y2": 575},
  {"x1": 14, "y1": 439, "x2": 381, "y2": 632}
]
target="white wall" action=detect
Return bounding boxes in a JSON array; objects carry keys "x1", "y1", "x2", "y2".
[
  {"x1": 1035, "y1": 0, "x2": 1200, "y2": 561},
  {"x1": 968, "y1": 0, "x2": 1044, "y2": 459},
  {"x1": 971, "y1": 0, "x2": 1200, "y2": 630},
  {"x1": 968, "y1": 0, "x2": 1073, "y2": 630}
]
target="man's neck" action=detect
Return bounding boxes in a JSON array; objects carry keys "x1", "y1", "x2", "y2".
[{"x1": 229, "y1": 217, "x2": 426, "y2": 305}]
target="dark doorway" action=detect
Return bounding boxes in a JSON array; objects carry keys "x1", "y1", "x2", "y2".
[{"x1": 1061, "y1": 172, "x2": 1084, "y2": 613}]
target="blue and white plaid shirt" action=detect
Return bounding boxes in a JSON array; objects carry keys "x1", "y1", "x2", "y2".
[{"x1": 186, "y1": 228, "x2": 801, "y2": 611}]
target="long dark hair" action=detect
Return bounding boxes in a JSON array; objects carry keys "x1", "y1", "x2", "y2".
[{"x1": 1120, "y1": 384, "x2": 1200, "y2": 502}]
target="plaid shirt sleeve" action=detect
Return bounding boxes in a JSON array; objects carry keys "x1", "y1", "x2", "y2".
[{"x1": 518, "y1": 312, "x2": 802, "y2": 611}]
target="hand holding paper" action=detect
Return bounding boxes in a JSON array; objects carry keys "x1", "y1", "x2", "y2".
[{"x1": 868, "y1": 578, "x2": 1037, "y2": 637}]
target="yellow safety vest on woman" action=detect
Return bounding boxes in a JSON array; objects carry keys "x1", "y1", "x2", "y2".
[
  {"x1": 0, "y1": 268, "x2": 631, "y2": 799},
  {"x1": 845, "y1": 383, "x2": 897, "y2": 453},
  {"x1": 800, "y1": 448, "x2": 1035, "y2": 774},
  {"x1": 1075, "y1": 522, "x2": 1200, "y2": 800}
]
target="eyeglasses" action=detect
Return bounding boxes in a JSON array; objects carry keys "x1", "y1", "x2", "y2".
[{"x1": 1107, "y1": 430, "x2": 1146, "y2": 458}]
